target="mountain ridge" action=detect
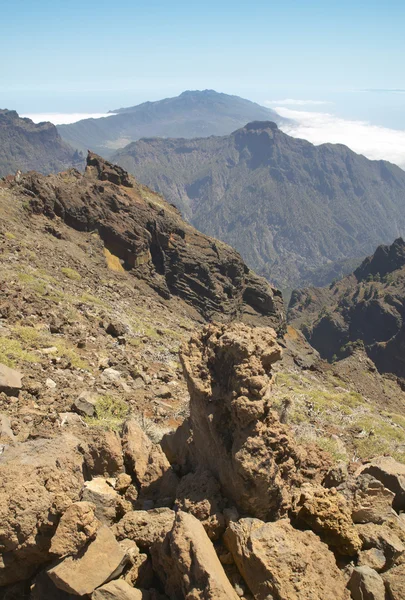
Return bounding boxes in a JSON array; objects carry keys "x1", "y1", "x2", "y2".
[
  {"x1": 0, "y1": 109, "x2": 83, "y2": 177},
  {"x1": 112, "y1": 120, "x2": 405, "y2": 289},
  {"x1": 57, "y1": 90, "x2": 286, "y2": 157}
]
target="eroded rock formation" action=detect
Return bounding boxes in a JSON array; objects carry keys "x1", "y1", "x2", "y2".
[{"x1": 180, "y1": 322, "x2": 329, "y2": 519}]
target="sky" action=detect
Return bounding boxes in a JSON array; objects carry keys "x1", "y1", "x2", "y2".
[{"x1": 2, "y1": 0, "x2": 405, "y2": 166}]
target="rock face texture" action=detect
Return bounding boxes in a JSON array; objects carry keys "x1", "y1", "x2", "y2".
[
  {"x1": 7, "y1": 152, "x2": 284, "y2": 329},
  {"x1": 151, "y1": 511, "x2": 239, "y2": 600},
  {"x1": 111, "y1": 121, "x2": 405, "y2": 288},
  {"x1": 180, "y1": 322, "x2": 328, "y2": 519},
  {"x1": 224, "y1": 517, "x2": 351, "y2": 600},
  {"x1": 0, "y1": 109, "x2": 83, "y2": 177},
  {"x1": 0, "y1": 435, "x2": 85, "y2": 585},
  {"x1": 57, "y1": 89, "x2": 285, "y2": 157},
  {"x1": 289, "y1": 238, "x2": 405, "y2": 379}
]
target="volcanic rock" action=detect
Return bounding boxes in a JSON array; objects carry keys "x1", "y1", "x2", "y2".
[
  {"x1": 50, "y1": 501, "x2": 100, "y2": 557},
  {"x1": 180, "y1": 322, "x2": 329, "y2": 519},
  {"x1": 0, "y1": 363, "x2": 22, "y2": 395},
  {"x1": 113, "y1": 508, "x2": 175, "y2": 550},
  {"x1": 348, "y1": 566, "x2": 386, "y2": 600},
  {"x1": 47, "y1": 525, "x2": 127, "y2": 596},
  {"x1": 224, "y1": 517, "x2": 351, "y2": 600},
  {"x1": 15, "y1": 153, "x2": 284, "y2": 328},
  {"x1": 151, "y1": 510, "x2": 239, "y2": 600}
]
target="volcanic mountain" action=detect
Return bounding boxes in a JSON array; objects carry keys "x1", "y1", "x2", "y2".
[
  {"x1": 0, "y1": 109, "x2": 83, "y2": 177},
  {"x1": 112, "y1": 121, "x2": 405, "y2": 289},
  {"x1": 57, "y1": 90, "x2": 286, "y2": 157}
]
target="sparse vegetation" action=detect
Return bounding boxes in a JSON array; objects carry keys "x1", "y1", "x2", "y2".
[
  {"x1": 85, "y1": 395, "x2": 130, "y2": 430},
  {"x1": 61, "y1": 267, "x2": 82, "y2": 281}
]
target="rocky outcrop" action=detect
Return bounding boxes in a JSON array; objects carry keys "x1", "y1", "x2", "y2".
[
  {"x1": 0, "y1": 109, "x2": 82, "y2": 177},
  {"x1": 7, "y1": 152, "x2": 284, "y2": 329},
  {"x1": 180, "y1": 322, "x2": 329, "y2": 519},
  {"x1": 224, "y1": 517, "x2": 351, "y2": 600}
]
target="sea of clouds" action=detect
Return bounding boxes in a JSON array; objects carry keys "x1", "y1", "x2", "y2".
[{"x1": 268, "y1": 102, "x2": 405, "y2": 170}]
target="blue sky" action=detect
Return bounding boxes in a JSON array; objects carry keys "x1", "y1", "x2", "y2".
[
  {"x1": 2, "y1": 0, "x2": 405, "y2": 168},
  {"x1": 1, "y1": 0, "x2": 404, "y2": 118}
]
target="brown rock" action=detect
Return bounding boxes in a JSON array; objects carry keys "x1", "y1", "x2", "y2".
[
  {"x1": 352, "y1": 474, "x2": 396, "y2": 524},
  {"x1": 50, "y1": 501, "x2": 100, "y2": 557},
  {"x1": 360, "y1": 457, "x2": 405, "y2": 512},
  {"x1": 180, "y1": 323, "x2": 329, "y2": 520},
  {"x1": 292, "y1": 483, "x2": 362, "y2": 555},
  {"x1": 92, "y1": 580, "x2": 145, "y2": 599},
  {"x1": 81, "y1": 477, "x2": 124, "y2": 524},
  {"x1": 383, "y1": 563, "x2": 405, "y2": 599},
  {"x1": 47, "y1": 525, "x2": 127, "y2": 596},
  {"x1": 113, "y1": 508, "x2": 175, "y2": 550},
  {"x1": 21, "y1": 153, "x2": 284, "y2": 328},
  {"x1": 0, "y1": 364, "x2": 22, "y2": 395},
  {"x1": 122, "y1": 419, "x2": 178, "y2": 504},
  {"x1": 73, "y1": 391, "x2": 98, "y2": 417},
  {"x1": 348, "y1": 566, "x2": 386, "y2": 600},
  {"x1": 358, "y1": 548, "x2": 387, "y2": 572},
  {"x1": 151, "y1": 511, "x2": 239, "y2": 600},
  {"x1": 174, "y1": 468, "x2": 225, "y2": 540},
  {"x1": 356, "y1": 521, "x2": 405, "y2": 569},
  {"x1": 224, "y1": 517, "x2": 351, "y2": 600},
  {"x1": 82, "y1": 429, "x2": 124, "y2": 477},
  {"x1": 0, "y1": 435, "x2": 84, "y2": 586}
]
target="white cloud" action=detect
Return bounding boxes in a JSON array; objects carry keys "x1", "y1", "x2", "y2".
[
  {"x1": 21, "y1": 113, "x2": 116, "y2": 125},
  {"x1": 265, "y1": 99, "x2": 332, "y2": 106},
  {"x1": 275, "y1": 107, "x2": 405, "y2": 170}
]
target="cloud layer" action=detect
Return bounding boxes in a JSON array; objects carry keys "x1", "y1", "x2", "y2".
[
  {"x1": 276, "y1": 107, "x2": 405, "y2": 170},
  {"x1": 22, "y1": 113, "x2": 114, "y2": 125}
]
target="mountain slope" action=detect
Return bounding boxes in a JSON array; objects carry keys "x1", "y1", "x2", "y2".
[
  {"x1": 57, "y1": 90, "x2": 286, "y2": 157},
  {"x1": 4, "y1": 151, "x2": 283, "y2": 329},
  {"x1": 288, "y1": 237, "x2": 405, "y2": 378},
  {"x1": 112, "y1": 121, "x2": 405, "y2": 289},
  {"x1": 0, "y1": 109, "x2": 82, "y2": 177}
]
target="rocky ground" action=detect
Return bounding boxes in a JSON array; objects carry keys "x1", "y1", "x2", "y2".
[{"x1": 1, "y1": 157, "x2": 405, "y2": 599}]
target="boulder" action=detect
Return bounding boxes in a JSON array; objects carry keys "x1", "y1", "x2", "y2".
[
  {"x1": 73, "y1": 391, "x2": 98, "y2": 417},
  {"x1": 82, "y1": 430, "x2": 124, "y2": 477},
  {"x1": 0, "y1": 434, "x2": 84, "y2": 586},
  {"x1": 351, "y1": 474, "x2": 396, "y2": 524},
  {"x1": 383, "y1": 564, "x2": 405, "y2": 599},
  {"x1": 0, "y1": 364, "x2": 22, "y2": 395},
  {"x1": 47, "y1": 525, "x2": 127, "y2": 596},
  {"x1": 360, "y1": 457, "x2": 405, "y2": 512},
  {"x1": 224, "y1": 517, "x2": 351, "y2": 600},
  {"x1": 356, "y1": 522, "x2": 404, "y2": 569},
  {"x1": 292, "y1": 483, "x2": 361, "y2": 555},
  {"x1": 174, "y1": 468, "x2": 225, "y2": 540},
  {"x1": 347, "y1": 566, "x2": 386, "y2": 600},
  {"x1": 122, "y1": 419, "x2": 178, "y2": 504},
  {"x1": 180, "y1": 323, "x2": 330, "y2": 520},
  {"x1": 50, "y1": 501, "x2": 100, "y2": 557},
  {"x1": 81, "y1": 477, "x2": 125, "y2": 524},
  {"x1": 113, "y1": 508, "x2": 175, "y2": 550},
  {"x1": 92, "y1": 580, "x2": 145, "y2": 599},
  {"x1": 151, "y1": 511, "x2": 239, "y2": 600}
]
